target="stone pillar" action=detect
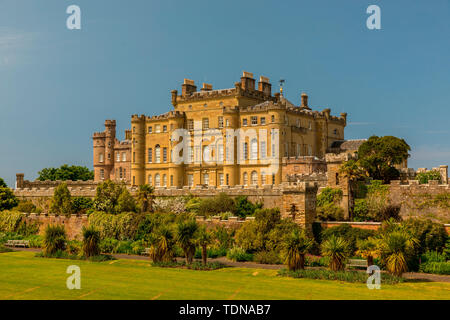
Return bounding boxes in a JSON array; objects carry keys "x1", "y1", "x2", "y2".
[
  {"x1": 16, "y1": 173, "x2": 25, "y2": 189},
  {"x1": 439, "y1": 165, "x2": 448, "y2": 184}
]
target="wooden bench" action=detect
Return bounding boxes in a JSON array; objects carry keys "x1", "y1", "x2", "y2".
[
  {"x1": 347, "y1": 259, "x2": 368, "y2": 269},
  {"x1": 141, "y1": 248, "x2": 151, "y2": 256},
  {"x1": 4, "y1": 240, "x2": 30, "y2": 248}
]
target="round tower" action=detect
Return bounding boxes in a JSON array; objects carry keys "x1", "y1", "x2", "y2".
[
  {"x1": 131, "y1": 115, "x2": 146, "y2": 186},
  {"x1": 104, "y1": 120, "x2": 116, "y2": 179}
]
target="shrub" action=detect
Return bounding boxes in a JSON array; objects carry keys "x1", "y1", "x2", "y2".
[
  {"x1": 93, "y1": 180, "x2": 126, "y2": 214},
  {"x1": 317, "y1": 187, "x2": 343, "y2": 207},
  {"x1": 0, "y1": 187, "x2": 19, "y2": 211},
  {"x1": 116, "y1": 189, "x2": 137, "y2": 213},
  {"x1": 234, "y1": 196, "x2": 261, "y2": 218},
  {"x1": 42, "y1": 225, "x2": 67, "y2": 256},
  {"x1": 148, "y1": 226, "x2": 175, "y2": 262},
  {"x1": 316, "y1": 188, "x2": 344, "y2": 221},
  {"x1": 82, "y1": 226, "x2": 101, "y2": 257},
  {"x1": 254, "y1": 250, "x2": 282, "y2": 264},
  {"x1": 67, "y1": 240, "x2": 82, "y2": 255},
  {"x1": 402, "y1": 219, "x2": 448, "y2": 254},
  {"x1": 380, "y1": 231, "x2": 415, "y2": 277},
  {"x1": 321, "y1": 224, "x2": 374, "y2": 255},
  {"x1": 282, "y1": 228, "x2": 313, "y2": 270},
  {"x1": 176, "y1": 220, "x2": 198, "y2": 264},
  {"x1": 321, "y1": 235, "x2": 350, "y2": 271},
  {"x1": 88, "y1": 211, "x2": 142, "y2": 240},
  {"x1": 421, "y1": 250, "x2": 447, "y2": 263},
  {"x1": 226, "y1": 246, "x2": 253, "y2": 262},
  {"x1": 353, "y1": 199, "x2": 369, "y2": 221},
  {"x1": 305, "y1": 254, "x2": 329, "y2": 267},
  {"x1": 99, "y1": 238, "x2": 119, "y2": 253},
  {"x1": 0, "y1": 211, "x2": 24, "y2": 233},
  {"x1": 278, "y1": 268, "x2": 404, "y2": 284},
  {"x1": 419, "y1": 262, "x2": 450, "y2": 275},
  {"x1": 16, "y1": 201, "x2": 36, "y2": 213},
  {"x1": 71, "y1": 197, "x2": 93, "y2": 215},
  {"x1": 416, "y1": 170, "x2": 441, "y2": 184},
  {"x1": 212, "y1": 225, "x2": 235, "y2": 250},
  {"x1": 197, "y1": 193, "x2": 236, "y2": 216}
]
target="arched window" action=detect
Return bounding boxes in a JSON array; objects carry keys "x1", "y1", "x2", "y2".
[
  {"x1": 155, "y1": 174, "x2": 161, "y2": 187},
  {"x1": 243, "y1": 172, "x2": 248, "y2": 185},
  {"x1": 250, "y1": 138, "x2": 258, "y2": 160},
  {"x1": 261, "y1": 171, "x2": 266, "y2": 185},
  {"x1": 148, "y1": 174, "x2": 152, "y2": 185},
  {"x1": 155, "y1": 145, "x2": 161, "y2": 163},
  {"x1": 163, "y1": 174, "x2": 167, "y2": 186},
  {"x1": 251, "y1": 171, "x2": 258, "y2": 185}
]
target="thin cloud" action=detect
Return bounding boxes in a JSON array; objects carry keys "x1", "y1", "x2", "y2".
[
  {"x1": 0, "y1": 28, "x2": 37, "y2": 67},
  {"x1": 347, "y1": 122, "x2": 374, "y2": 126}
]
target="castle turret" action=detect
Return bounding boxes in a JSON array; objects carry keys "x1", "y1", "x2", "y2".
[{"x1": 131, "y1": 115, "x2": 146, "y2": 186}]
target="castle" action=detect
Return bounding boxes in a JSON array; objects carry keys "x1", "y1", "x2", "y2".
[{"x1": 92, "y1": 71, "x2": 348, "y2": 189}]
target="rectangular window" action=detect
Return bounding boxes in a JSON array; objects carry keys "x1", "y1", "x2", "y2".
[
  {"x1": 100, "y1": 169, "x2": 104, "y2": 180},
  {"x1": 251, "y1": 116, "x2": 257, "y2": 125},
  {"x1": 188, "y1": 174, "x2": 194, "y2": 187},
  {"x1": 99, "y1": 154, "x2": 104, "y2": 163},
  {"x1": 226, "y1": 119, "x2": 230, "y2": 127},
  {"x1": 243, "y1": 142, "x2": 248, "y2": 160},
  {"x1": 284, "y1": 143, "x2": 289, "y2": 157},
  {"x1": 202, "y1": 118, "x2": 209, "y2": 130},
  {"x1": 203, "y1": 173, "x2": 209, "y2": 186},
  {"x1": 242, "y1": 118, "x2": 248, "y2": 126},
  {"x1": 122, "y1": 153, "x2": 126, "y2": 161},
  {"x1": 218, "y1": 144, "x2": 224, "y2": 162},
  {"x1": 272, "y1": 174, "x2": 275, "y2": 185},
  {"x1": 226, "y1": 174, "x2": 229, "y2": 185},
  {"x1": 218, "y1": 116, "x2": 224, "y2": 129},
  {"x1": 260, "y1": 117, "x2": 266, "y2": 125},
  {"x1": 195, "y1": 146, "x2": 201, "y2": 163},
  {"x1": 188, "y1": 147, "x2": 194, "y2": 163},
  {"x1": 260, "y1": 141, "x2": 266, "y2": 159},
  {"x1": 148, "y1": 148, "x2": 152, "y2": 163},
  {"x1": 271, "y1": 115, "x2": 275, "y2": 123},
  {"x1": 155, "y1": 124, "x2": 161, "y2": 133},
  {"x1": 219, "y1": 173, "x2": 224, "y2": 186},
  {"x1": 163, "y1": 148, "x2": 167, "y2": 163},
  {"x1": 116, "y1": 153, "x2": 120, "y2": 162},
  {"x1": 170, "y1": 175, "x2": 174, "y2": 186},
  {"x1": 133, "y1": 152, "x2": 135, "y2": 163},
  {"x1": 163, "y1": 125, "x2": 167, "y2": 132},
  {"x1": 148, "y1": 126, "x2": 152, "y2": 134},
  {"x1": 187, "y1": 119, "x2": 194, "y2": 131}
]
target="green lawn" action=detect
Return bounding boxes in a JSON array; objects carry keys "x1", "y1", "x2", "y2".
[{"x1": 0, "y1": 251, "x2": 449, "y2": 300}]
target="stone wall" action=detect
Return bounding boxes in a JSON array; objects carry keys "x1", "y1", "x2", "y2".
[
  {"x1": 23, "y1": 213, "x2": 89, "y2": 240},
  {"x1": 389, "y1": 180, "x2": 450, "y2": 224}
]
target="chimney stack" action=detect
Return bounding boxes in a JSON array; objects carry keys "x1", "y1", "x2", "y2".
[
  {"x1": 258, "y1": 76, "x2": 271, "y2": 96},
  {"x1": 301, "y1": 93, "x2": 310, "y2": 109},
  {"x1": 240, "y1": 71, "x2": 255, "y2": 91},
  {"x1": 181, "y1": 79, "x2": 197, "y2": 96},
  {"x1": 201, "y1": 83, "x2": 213, "y2": 91}
]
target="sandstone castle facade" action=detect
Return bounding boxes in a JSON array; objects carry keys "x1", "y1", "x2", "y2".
[{"x1": 93, "y1": 71, "x2": 348, "y2": 189}]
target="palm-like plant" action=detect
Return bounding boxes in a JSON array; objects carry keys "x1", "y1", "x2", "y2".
[
  {"x1": 42, "y1": 224, "x2": 67, "y2": 256},
  {"x1": 196, "y1": 226, "x2": 212, "y2": 265},
  {"x1": 282, "y1": 228, "x2": 313, "y2": 271},
  {"x1": 380, "y1": 231, "x2": 416, "y2": 276},
  {"x1": 176, "y1": 220, "x2": 199, "y2": 264},
  {"x1": 356, "y1": 237, "x2": 379, "y2": 266},
  {"x1": 82, "y1": 225, "x2": 101, "y2": 257},
  {"x1": 321, "y1": 235, "x2": 349, "y2": 271},
  {"x1": 137, "y1": 184, "x2": 154, "y2": 213},
  {"x1": 149, "y1": 226, "x2": 174, "y2": 262},
  {"x1": 339, "y1": 159, "x2": 367, "y2": 218}
]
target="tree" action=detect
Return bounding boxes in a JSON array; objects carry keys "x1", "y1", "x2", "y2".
[
  {"x1": 0, "y1": 177, "x2": 7, "y2": 188},
  {"x1": 37, "y1": 164, "x2": 94, "y2": 181},
  {"x1": 357, "y1": 136, "x2": 410, "y2": 183},
  {"x1": 149, "y1": 226, "x2": 175, "y2": 263},
  {"x1": 116, "y1": 189, "x2": 137, "y2": 213},
  {"x1": 321, "y1": 235, "x2": 350, "y2": 271},
  {"x1": 93, "y1": 180, "x2": 125, "y2": 214},
  {"x1": 196, "y1": 226, "x2": 212, "y2": 265},
  {"x1": 356, "y1": 238, "x2": 379, "y2": 266},
  {"x1": 50, "y1": 183, "x2": 73, "y2": 216},
  {"x1": 176, "y1": 220, "x2": 199, "y2": 264},
  {"x1": 82, "y1": 225, "x2": 100, "y2": 257},
  {"x1": 380, "y1": 231, "x2": 415, "y2": 277},
  {"x1": 0, "y1": 187, "x2": 19, "y2": 211},
  {"x1": 339, "y1": 159, "x2": 367, "y2": 218},
  {"x1": 136, "y1": 184, "x2": 154, "y2": 213},
  {"x1": 234, "y1": 196, "x2": 261, "y2": 218},
  {"x1": 282, "y1": 228, "x2": 313, "y2": 271}
]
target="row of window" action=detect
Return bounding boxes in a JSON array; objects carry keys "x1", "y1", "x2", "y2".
[
  {"x1": 99, "y1": 152, "x2": 127, "y2": 163},
  {"x1": 99, "y1": 168, "x2": 127, "y2": 180}
]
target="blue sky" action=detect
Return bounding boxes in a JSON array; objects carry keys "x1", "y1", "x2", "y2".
[{"x1": 0, "y1": 0, "x2": 449, "y2": 187}]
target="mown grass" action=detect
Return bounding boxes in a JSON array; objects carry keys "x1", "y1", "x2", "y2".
[{"x1": 0, "y1": 251, "x2": 449, "y2": 300}]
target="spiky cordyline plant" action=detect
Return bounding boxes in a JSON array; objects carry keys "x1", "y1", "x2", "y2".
[
  {"x1": 321, "y1": 235, "x2": 349, "y2": 271},
  {"x1": 42, "y1": 224, "x2": 67, "y2": 256},
  {"x1": 149, "y1": 226, "x2": 174, "y2": 262},
  {"x1": 82, "y1": 225, "x2": 101, "y2": 257},
  {"x1": 282, "y1": 228, "x2": 313, "y2": 271},
  {"x1": 176, "y1": 220, "x2": 198, "y2": 264},
  {"x1": 196, "y1": 226, "x2": 212, "y2": 265},
  {"x1": 381, "y1": 231, "x2": 415, "y2": 277},
  {"x1": 356, "y1": 237, "x2": 380, "y2": 266}
]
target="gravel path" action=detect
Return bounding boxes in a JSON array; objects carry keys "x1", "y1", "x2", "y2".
[{"x1": 5, "y1": 247, "x2": 450, "y2": 283}]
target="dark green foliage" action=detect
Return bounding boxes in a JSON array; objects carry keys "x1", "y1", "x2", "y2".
[
  {"x1": 151, "y1": 260, "x2": 227, "y2": 270},
  {"x1": 82, "y1": 226, "x2": 101, "y2": 257},
  {"x1": 93, "y1": 180, "x2": 128, "y2": 214},
  {"x1": 0, "y1": 177, "x2": 7, "y2": 188},
  {"x1": 212, "y1": 225, "x2": 235, "y2": 250},
  {"x1": 402, "y1": 219, "x2": 448, "y2": 254},
  {"x1": 50, "y1": 183, "x2": 73, "y2": 216},
  {"x1": 419, "y1": 262, "x2": 450, "y2": 275},
  {"x1": 357, "y1": 136, "x2": 410, "y2": 183},
  {"x1": 353, "y1": 199, "x2": 369, "y2": 221},
  {"x1": 0, "y1": 187, "x2": 19, "y2": 211},
  {"x1": 37, "y1": 165, "x2": 94, "y2": 181},
  {"x1": 16, "y1": 200, "x2": 36, "y2": 213},
  {"x1": 71, "y1": 197, "x2": 93, "y2": 215},
  {"x1": 316, "y1": 188, "x2": 344, "y2": 221},
  {"x1": 416, "y1": 170, "x2": 442, "y2": 184},
  {"x1": 234, "y1": 196, "x2": 262, "y2": 218},
  {"x1": 116, "y1": 189, "x2": 137, "y2": 213},
  {"x1": 176, "y1": 219, "x2": 198, "y2": 264},
  {"x1": 321, "y1": 224, "x2": 374, "y2": 255},
  {"x1": 42, "y1": 225, "x2": 67, "y2": 256},
  {"x1": 197, "y1": 193, "x2": 236, "y2": 216},
  {"x1": 278, "y1": 268, "x2": 404, "y2": 284}
]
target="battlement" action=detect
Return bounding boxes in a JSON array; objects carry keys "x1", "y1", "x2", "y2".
[{"x1": 92, "y1": 132, "x2": 106, "y2": 138}]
